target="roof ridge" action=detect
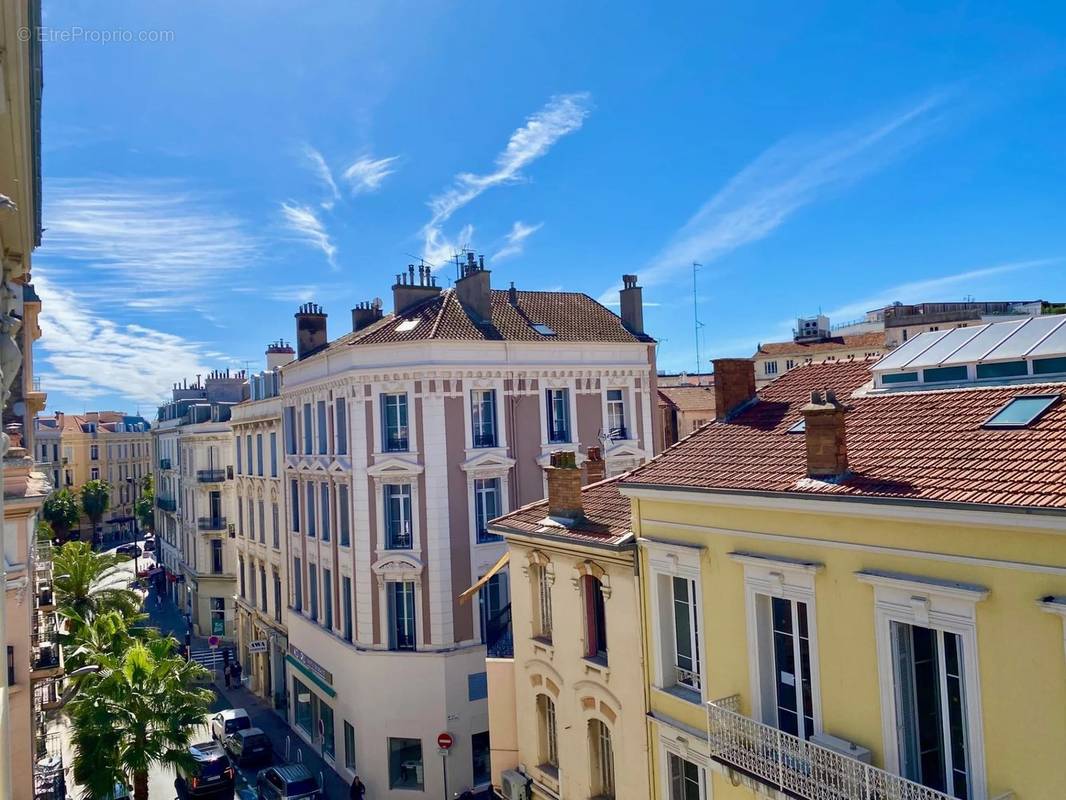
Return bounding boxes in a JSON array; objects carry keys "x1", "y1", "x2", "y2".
[{"x1": 429, "y1": 290, "x2": 452, "y2": 339}]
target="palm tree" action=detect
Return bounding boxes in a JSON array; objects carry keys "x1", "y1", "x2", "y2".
[
  {"x1": 42, "y1": 488, "x2": 80, "y2": 541},
  {"x1": 67, "y1": 635, "x2": 212, "y2": 800},
  {"x1": 52, "y1": 541, "x2": 142, "y2": 626},
  {"x1": 80, "y1": 479, "x2": 112, "y2": 544}
]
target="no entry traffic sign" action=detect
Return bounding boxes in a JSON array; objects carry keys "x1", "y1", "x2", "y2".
[{"x1": 437, "y1": 732, "x2": 453, "y2": 750}]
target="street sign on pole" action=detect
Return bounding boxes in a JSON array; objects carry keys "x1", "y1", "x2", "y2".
[
  {"x1": 208, "y1": 635, "x2": 220, "y2": 649},
  {"x1": 437, "y1": 732, "x2": 453, "y2": 750}
]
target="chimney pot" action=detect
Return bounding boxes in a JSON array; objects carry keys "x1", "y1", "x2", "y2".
[
  {"x1": 713, "y1": 358, "x2": 756, "y2": 420},
  {"x1": 585, "y1": 446, "x2": 606, "y2": 485},
  {"x1": 508, "y1": 282, "x2": 518, "y2": 306},
  {"x1": 352, "y1": 300, "x2": 385, "y2": 333},
  {"x1": 801, "y1": 388, "x2": 849, "y2": 479},
  {"x1": 294, "y1": 303, "x2": 328, "y2": 359},
  {"x1": 619, "y1": 273, "x2": 645, "y2": 335},
  {"x1": 455, "y1": 256, "x2": 492, "y2": 322},
  {"x1": 545, "y1": 450, "x2": 583, "y2": 520}
]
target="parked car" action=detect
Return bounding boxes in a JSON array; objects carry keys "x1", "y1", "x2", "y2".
[
  {"x1": 210, "y1": 708, "x2": 251, "y2": 741},
  {"x1": 115, "y1": 543, "x2": 142, "y2": 558},
  {"x1": 103, "y1": 783, "x2": 131, "y2": 800},
  {"x1": 255, "y1": 765, "x2": 322, "y2": 800},
  {"x1": 174, "y1": 740, "x2": 235, "y2": 798},
  {"x1": 223, "y1": 726, "x2": 272, "y2": 767}
]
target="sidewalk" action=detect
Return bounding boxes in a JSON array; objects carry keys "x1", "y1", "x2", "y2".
[{"x1": 146, "y1": 598, "x2": 351, "y2": 799}]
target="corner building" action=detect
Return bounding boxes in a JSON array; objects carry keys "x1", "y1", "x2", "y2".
[{"x1": 279, "y1": 258, "x2": 657, "y2": 798}]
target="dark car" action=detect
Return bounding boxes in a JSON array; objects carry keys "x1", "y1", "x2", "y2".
[
  {"x1": 224, "y1": 726, "x2": 272, "y2": 767},
  {"x1": 175, "y1": 740, "x2": 236, "y2": 798},
  {"x1": 115, "y1": 544, "x2": 142, "y2": 558},
  {"x1": 255, "y1": 765, "x2": 322, "y2": 799}
]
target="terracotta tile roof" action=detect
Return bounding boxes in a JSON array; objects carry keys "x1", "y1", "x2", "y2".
[
  {"x1": 314, "y1": 288, "x2": 653, "y2": 355},
  {"x1": 625, "y1": 359, "x2": 1066, "y2": 511},
  {"x1": 755, "y1": 331, "x2": 885, "y2": 356},
  {"x1": 489, "y1": 477, "x2": 633, "y2": 548},
  {"x1": 658, "y1": 385, "x2": 717, "y2": 413}
]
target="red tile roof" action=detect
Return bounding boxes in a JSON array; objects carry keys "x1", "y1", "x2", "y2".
[
  {"x1": 658, "y1": 385, "x2": 717, "y2": 413},
  {"x1": 314, "y1": 289, "x2": 652, "y2": 356},
  {"x1": 625, "y1": 360, "x2": 1066, "y2": 511},
  {"x1": 755, "y1": 331, "x2": 885, "y2": 356},
  {"x1": 489, "y1": 476, "x2": 633, "y2": 548}
]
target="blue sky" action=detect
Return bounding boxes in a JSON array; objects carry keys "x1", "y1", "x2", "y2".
[{"x1": 33, "y1": 1, "x2": 1066, "y2": 414}]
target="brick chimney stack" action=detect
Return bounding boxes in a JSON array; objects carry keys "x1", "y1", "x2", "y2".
[
  {"x1": 265, "y1": 340, "x2": 295, "y2": 371},
  {"x1": 585, "y1": 446, "x2": 606, "y2": 485},
  {"x1": 352, "y1": 299, "x2": 384, "y2": 333},
  {"x1": 619, "y1": 274, "x2": 644, "y2": 335},
  {"x1": 294, "y1": 303, "x2": 328, "y2": 360},
  {"x1": 455, "y1": 252, "x2": 491, "y2": 322},
  {"x1": 712, "y1": 358, "x2": 756, "y2": 421},
  {"x1": 546, "y1": 450, "x2": 583, "y2": 521},
  {"x1": 393, "y1": 264, "x2": 442, "y2": 316},
  {"x1": 801, "y1": 389, "x2": 849, "y2": 479}
]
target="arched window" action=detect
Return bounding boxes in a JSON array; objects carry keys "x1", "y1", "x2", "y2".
[
  {"x1": 536, "y1": 695, "x2": 558, "y2": 769},
  {"x1": 582, "y1": 575, "x2": 608, "y2": 661},
  {"x1": 532, "y1": 563, "x2": 553, "y2": 641},
  {"x1": 588, "y1": 719, "x2": 615, "y2": 799}
]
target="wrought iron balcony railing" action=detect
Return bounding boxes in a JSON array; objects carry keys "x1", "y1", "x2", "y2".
[
  {"x1": 547, "y1": 424, "x2": 570, "y2": 444},
  {"x1": 383, "y1": 431, "x2": 409, "y2": 452},
  {"x1": 196, "y1": 468, "x2": 228, "y2": 483},
  {"x1": 472, "y1": 430, "x2": 497, "y2": 448},
  {"x1": 159, "y1": 458, "x2": 172, "y2": 470},
  {"x1": 385, "y1": 521, "x2": 413, "y2": 550},
  {"x1": 197, "y1": 517, "x2": 227, "y2": 532},
  {"x1": 607, "y1": 425, "x2": 628, "y2": 440},
  {"x1": 706, "y1": 695, "x2": 957, "y2": 800},
  {"x1": 157, "y1": 496, "x2": 177, "y2": 513}
]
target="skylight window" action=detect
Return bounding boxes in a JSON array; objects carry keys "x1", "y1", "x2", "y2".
[
  {"x1": 983, "y1": 395, "x2": 1059, "y2": 428},
  {"x1": 395, "y1": 319, "x2": 419, "y2": 333},
  {"x1": 787, "y1": 419, "x2": 806, "y2": 433},
  {"x1": 532, "y1": 323, "x2": 555, "y2": 336}
]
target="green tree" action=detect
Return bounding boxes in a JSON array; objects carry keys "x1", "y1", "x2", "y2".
[
  {"x1": 134, "y1": 477, "x2": 155, "y2": 536},
  {"x1": 67, "y1": 635, "x2": 212, "y2": 800},
  {"x1": 52, "y1": 541, "x2": 142, "y2": 627},
  {"x1": 42, "y1": 488, "x2": 80, "y2": 540},
  {"x1": 80, "y1": 479, "x2": 112, "y2": 540}
]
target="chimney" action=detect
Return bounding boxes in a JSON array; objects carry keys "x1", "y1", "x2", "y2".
[
  {"x1": 351, "y1": 299, "x2": 384, "y2": 333},
  {"x1": 801, "y1": 389, "x2": 849, "y2": 479},
  {"x1": 585, "y1": 446, "x2": 605, "y2": 485},
  {"x1": 713, "y1": 358, "x2": 756, "y2": 421},
  {"x1": 265, "y1": 340, "x2": 295, "y2": 371},
  {"x1": 619, "y1": 274, "x2": 644, "y2": 335},
  {"x1": 455, "y1": 252, "x2": 491, "y2": 322},
  {"x1": 392, "y1": 264, "x2": 441, "y2": 316},
  {"x1": 294, "y1": 303, "x2": 328, "y2": 360},
  {"x1": 508, "y1": 281, "x2": 518, "y2": 306},
  {"x1": 545, "y1": 450, "x2": 583, "y2": 521}
]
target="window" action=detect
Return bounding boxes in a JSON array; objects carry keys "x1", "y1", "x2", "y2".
[
  {"x1": 384, "y1": 484, "x2": 413, "y2": 549},
  {"x1": 388, "y1": 737, "x2": 423, "y2": 790},
  {"x1": 533, "y1": 564, "x2": 553, "y2": 641},
  {"x1": 293, "y1": 557, "x2": 303, "y2": 612},
  {"x1": 290, "y1": 480, "x2": 301, "y2": 532},
  {"x1": 259, "y1": 500, "x2": 266, "y2": 544},
  {"x1": 335, "y1": 398, "x2": 347, "y2": 455},
  {"x1": 983, "y1": 394, "x2": 1058, "y2": 428},
  {"x1": 344, "y1": 721, "x2": 356, "y2": 771},
  {"x1": 537, "y1": 695, "x2": 558, "y2": 769},
  {"x1": 320, "y1": 700, "x2": 335, "y2": 759},
  {"x1": 210, "y1": 597, "x2": 225, "y2": 634},
  {"x1": 309, "y1": 564, "x2": 319, "y2": 622},
  {"x1": 532, "y1": 323, "x2": 555, "y2": 336},
  {"x1": 323, "y1": 567, "x2": 333, "y2": 630},
  {"x1": 670, "y1": 576, "x2": 702, "y2": 693},
  {"x1": 256, "y1": 433, "x2": 264, "y2": 476},
  {"x1": 381, "y1": 393, "x2": 409, "y2": 452},
  {"x1": 284, "y1": 406, "x2": 297, "y2": 455},
  {"x1": 922, "y1": 365, "x2": 967, "y2": 384},
  {"x1": 211, "y1": 539, "x2": 224, "y2": 574},
  {"x1": 6, "y1": 646, "x2": 13, "y2": 686},
  {"x1": 90, "y1": 444, "x2": 99, "y2": 461},
  {"x1": 471, "y1": 389, "x2": 497, "y2": 448},
  {"x1": 293, "y1": 677, "x2": 312, "y2": 733},
  {"x1": 274, "y1": 571, "x2": 282, "y2": 623},
  {"x1": 270, "y1": 432, "x2": 278, "y2": 477},
  {"x1": 883, "y1": 371, "x2": 919, "y2": 384},
  {"x1": 320, "y1": 484, "x2": 331, "y2": 542},
  {"x1": 338, "y1": 484, "x2": 351, "y2": 547},
  {"x1": 90, "y1": 467, "x2": 99, "y2": 480},
  {"x1": 786, "y1": 418, "x2": 806, "y2": 434},
  {"x1": 246, "y1": 435, "x2": 253, "y2": 476},
  {"x1": 546, "y1": 388, "x2": 570, "y2": 443},
  {"x1": 1033, "y1": 356, "x2": 1066, "y2": 375},
  {"x1": 472, "y1": 730, "x2": 491, "y2": 787},
  {"x1": 589, "y1": 720, "x2": 615, "y2": 799},
  {"x1": 667, "y1": 753, "x2": 702, "y2": 800},
  {"x1": 239, "y1": 556, "x2": 246, "y2": 597},
  {"x1": 247, "y1": 498, "x2": 255, "y2": 540},
  {"x1": 583, "y1": 576, "x2": 608, "y2": 661},
  {"x1": 342, "y1": 576, "x2": 353, "y2": 642},
  {"x1": 785, "y1": 359, "x2": 796, "y2": 370},
  {"x1": 757, "y1": 595, "x2": 815, "y2": 739},
  {"x1": 260, "y1": 566, "x2": 267, "y2": 613},
  {"x1": 272, "y1": 503, "x2": 280, "y2": 549},
  {"x1": 388, "y1": 582, "x2": 416, "y2": 651},
  {"x1": 306, "y1": 483, "x2": 317, "y2": 537},
  {"x1": 478, "y1": 572, "x2": 509, "y2": 649},
  {"x1": 765, "y1": 360, "x2": 778, "y2": 376},
  {"x1": 248, "y1": 559, "x2": 257, "y2": 604},
  {"x1": 473, "y1": 478, "x2": 502, "y2": 543},
  {"x1": 302, "y1": 403, "x2": 313, "y2": 454},
  {"x1": 468, "y1": 672, "x2": 488, "y2": 701},
  {"x1": 606, "y1": 389, "x2": 627, "y2": 439}
]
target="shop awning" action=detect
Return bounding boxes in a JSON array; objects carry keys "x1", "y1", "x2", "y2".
[
  {"x1": 458, "y1": 551, "x2": 510, "y2": 605},
  {"x1": 284, "y1": 655, "x2": 337, "y2": 698}
]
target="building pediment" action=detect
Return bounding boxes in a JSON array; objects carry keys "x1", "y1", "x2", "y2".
[
  {"x1": 367, "y1": 455, "x2": 423, "y2": 482},
  {"x1": 371, "y1": 553, "x2": 424, "y2": 585},
  {"x1": 604, "y1": 441, "x2": 644, "y2": 460},
  {"x1": 460, "y1": 449, "x2": 516, "y2": 476}
]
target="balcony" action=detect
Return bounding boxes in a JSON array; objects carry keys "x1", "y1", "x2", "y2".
[
  {"x1": 383, "y1": 432, "x2": 409, "y2": 453},
  {"x1": 472, "y1": 430, "x2": 497, "y2": 448},
  {"x1": 157, "y1": 496, "x2": 177, "y2": 513},
  {"x1": 159, "y1": 458, "x2": 172, "y2": 470},
  {"x1": 197, "y1": 517, "x2": 227, "y2": 532},
  {"x1": 706, "y1": 695, "x2": 957, "y2": 800},
  {"x1": 385, "y1": 521, "x2": 413, "y2": 550},
  {"x1": 607, "y1": 425, "x2": 628, "y2": 441},
  {"x1": 196, "y1": 468, "x2": 228, "y2": 483}
]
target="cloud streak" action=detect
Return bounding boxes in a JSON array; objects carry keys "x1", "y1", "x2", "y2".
[
  {"x1": 343, "y1": 155, "x2": 400, "y2": 195},
  {"x1": 493, "y1": 221, "x2": 543, "y2": 261},
  {"x1": 280, "y1": 201, "x2": 338, "y2": 268},
  {"x1": 304, "y1": 145, "x2": 340, "y2": 209}
]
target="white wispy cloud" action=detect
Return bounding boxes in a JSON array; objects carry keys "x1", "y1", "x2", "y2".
[
  {"x1": 605, "y1": 93, "x2": 951, "y2": 302},
  {"x1": 34, "y1": 272, "x2": 217, "y2": 405},
  {"x1": 343, "y1": 155, "x2": 400, "y2": 195},
  {"x1": 493, "y1": 221, "x2": 543, "y2": 261},
  {"x1": 422, "y1": 92, "x2": 591, "y2": 264},
  {"x1": 304, "y1": 144, "x2": 340, "y2": 209},
  {"x1": 280, "y1": 201, "x2": 338, "y2": 269},
  {"x1": 423, "y1": 224, "x2": 475, "y2": 272}
]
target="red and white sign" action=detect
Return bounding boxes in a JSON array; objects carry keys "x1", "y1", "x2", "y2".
[{"x1": 437, "y1": 732, "x2": 453, "y2": 750}]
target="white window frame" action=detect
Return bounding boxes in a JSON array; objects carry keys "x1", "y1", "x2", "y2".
[
  {"x1": 764, "y1": 360, "x2": 778, "y2": 376},
  {"x1": 472, "y1": 477, "x2": 503, "y2": 545},
  {"x1": 857, "y1": 570, "x2": 989, "y2": 800},
  {"x1": 538, "y1": 379, "x2": 577, "y2": 446},
  {"x1": 657, "y1": 724, "x2": 709, "y2": 800},
  {"x1": 644, "y1": 538, "x2": 706, "y2": 703},
  {"x1": 371, "y1": 380, "x2": 419, "y2": 456},
  {"x1": 603, "y1": 386, "x2": 630, "y2": 441},
  {"x1": 734, "y1": 552, "x2": 824, "y2": 737}
]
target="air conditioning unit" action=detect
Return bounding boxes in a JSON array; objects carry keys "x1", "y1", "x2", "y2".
[
  {"x1": 500, "y1": 770, "x2": 530, "y2": 800},
  {"x1": 810, "y1": 731, "x2": 871, "y2": 764}
]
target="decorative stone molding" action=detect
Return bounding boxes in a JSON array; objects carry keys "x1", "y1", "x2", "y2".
[
  {"x1": 572, "y1": 559, "x2": 611, "y2": 598},
  {"x1": 371, "y1": 552, "x2": 424, "y2": 588}
]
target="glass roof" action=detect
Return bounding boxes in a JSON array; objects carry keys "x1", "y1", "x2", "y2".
[{"x1": 983, "y1": 395, "x2": 1059, "y2": 427}]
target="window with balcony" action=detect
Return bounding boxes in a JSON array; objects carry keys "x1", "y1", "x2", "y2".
[
  {"x1": 384, "y1": 484, "x2": 413, "y2": 549},
  {"x1": 537, "y1": 694, "x2": 558, "y2": 771},
  {"x1": 302, "y1": 403, "x2": 313, "y2": 454},
  {"x1": 583, "y1": 575, "x2": 608, "y2": 662},
  {"x1": 473, "y1": 478, "x2": 502, "y2": 543},
  {"x1": 668, "y1": 576, "x2": 702, "y2": 695},
  {"x1": 650, "y1": 543, "x2": 704, "y2": 700},
  {"x1": 338, "y1": 484, "x2": 350, "y2": 547},
  {"x1": 546, "y1": 388, "x2": 571, "y2": 443},
  {"x1": 471, "y1": 389, "x2": 497, "y2": 448},
  {"x1": 606, "y1": 389, "x2": 627, "y2": 440},
  {"x1": 667, "y1": 753, "x2": 702, "y2": 800},
  {"x1": 317, "y1": 400, "x2": 328, "y2": 455},
  {"x1": 589, "y1": 720, "x2": 615, "y2": 799},
  {"x1": 320, "y1": 483, "x2": 331, "y2": 542},
  {"x1": 388, "y1": 581, "x2": 416, "y2": 651},
  {"x1": 756, "y1": 595, "x2": 815, "y2": 740},
  {"x1": 335, "y1": 398, "x2": 348, "y2": 455},
  {"x1": 381, "y1": 393, "x2": 409, "y2": 452},
  {"x1": 309, "y1": 564, "x2": 319, "y2": 622}
]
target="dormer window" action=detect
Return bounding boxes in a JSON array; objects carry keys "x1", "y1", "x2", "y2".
[{"x1": 983, "y1": 395, "x2": 1059, "y2": 428}]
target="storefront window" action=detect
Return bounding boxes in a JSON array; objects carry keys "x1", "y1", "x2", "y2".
[
  {"x1": 388, "y1": 737, "x2": 424, "y2": 790},
  {"x1": 321, "y1": 701, "x2": 335, "y2": 759},
  {"x1": 293, "y1": 678, "x2": 313, "y2": 734}
]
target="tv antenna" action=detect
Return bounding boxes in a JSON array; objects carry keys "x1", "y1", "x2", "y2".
[{"x1": 693, "y1": 262, "x2": 705, "y2": 384}]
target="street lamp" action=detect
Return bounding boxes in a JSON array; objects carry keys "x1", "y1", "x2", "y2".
[{"x1": 126, "y1": 477, "x2": 140, "y2": 579}]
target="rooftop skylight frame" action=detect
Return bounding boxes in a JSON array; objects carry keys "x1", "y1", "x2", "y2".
[
  {"x1": 982, "y1": 394, "x2": 1060, "y2": 429},
  {"x1": 531, "y1": 323, "x2": 556, "y2": 336}
]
